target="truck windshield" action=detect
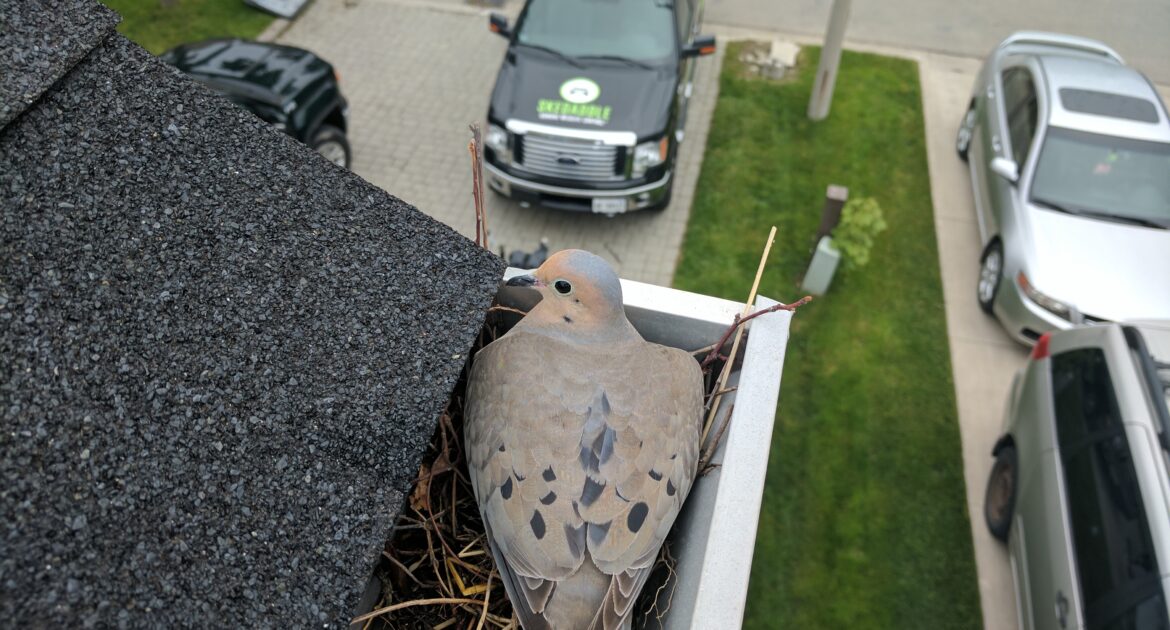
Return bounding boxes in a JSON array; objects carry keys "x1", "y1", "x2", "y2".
[{"x1": 514, "y1": 0, "x2": 676, "y2": 63}]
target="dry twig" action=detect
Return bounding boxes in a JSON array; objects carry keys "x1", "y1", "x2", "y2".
[
  {"x1": 697, "y1": 227, "x2": 811, "y2": 476},
  {"x1": 468, "y1": 124, "x2": 489, "y2": 249},
  {"x1": 698, "y1": 403, "x2": 734, "y2": 475},
  {"x1": 700, "y1": 227, "x2": 776, "y2": 446},
  {"x1": 352, "y1": 598, "x2": 487, "y2": 625}
]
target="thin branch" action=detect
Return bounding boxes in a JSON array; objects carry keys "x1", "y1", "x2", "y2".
[
  {"x1": 476, "y1": 572, "x2": 494, "y2": 630},
  {"x1": 699, "y1": 297, "x2": 812, "y2": 372},
  {"x1": 486, "y1": 305, "x2": 529, "y2": 317},
  {"x1": 701, "y1": 227, "x2": 777, "y2": 445},
  {"x1": 689, "y1": 342, "x2": 717, "y2": 356},
  {"x1": 703, "y1": 386, "x2": 738, "y2": 412},
  {"x1": 468, "y1": 124, "x2": 489, "y2": 249},
  {"x1": 699, "y1": 403, "x2": 734, "y2": 473},
  {"x1": 351, "y1": 597, "x2": 487, "y2": 624},
  {"x1": 383, "y1": 550, "x2": 426, "y2": 588}
]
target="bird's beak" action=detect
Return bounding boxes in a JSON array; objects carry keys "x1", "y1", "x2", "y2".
[{"x1": 505, "y1": 274, "x2": 540, "y2": 288}]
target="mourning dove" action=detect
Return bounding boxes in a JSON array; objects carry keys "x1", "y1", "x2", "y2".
[{"x1": 465, "y1": 250, "x2": 703, "y2": 630}]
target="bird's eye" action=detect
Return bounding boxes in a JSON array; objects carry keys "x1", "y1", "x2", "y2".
[{"x1": 553, "y1": 280, "x2": 573, "y2": 295}]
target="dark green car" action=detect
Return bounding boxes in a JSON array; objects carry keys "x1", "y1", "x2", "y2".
[{"x1": 161, "y1": 38, "x2": 351, "y2": 169}]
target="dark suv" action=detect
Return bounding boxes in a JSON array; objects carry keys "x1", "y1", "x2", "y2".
[
  {"x1": 161, "y1": 39, "x2": 351, "y2": 169},
  {"x1": 482, "y1": 0, "x2": 715, "y2": 215}
]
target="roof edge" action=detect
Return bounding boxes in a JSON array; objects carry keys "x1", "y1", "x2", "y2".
[{"x1": 0, "y1": 0, "x2": 121, "y2": 129}]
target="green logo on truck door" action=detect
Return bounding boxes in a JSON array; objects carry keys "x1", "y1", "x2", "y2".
[{"x1": 538, "y1": 78, "x2": 611, "y2": 126}]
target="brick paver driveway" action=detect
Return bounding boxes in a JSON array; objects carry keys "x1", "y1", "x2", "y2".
[{"x1": 277, "y1": 0, "x2": 723, "y2": 286}]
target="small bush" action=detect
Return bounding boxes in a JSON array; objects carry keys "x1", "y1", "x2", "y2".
[{"x1": 833, "y1": 197, "x2": 887, "y2": 268}]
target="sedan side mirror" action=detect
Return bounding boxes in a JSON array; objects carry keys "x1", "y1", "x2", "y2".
[
  {"x1": 682, "y1": 35, "x2": 716, "y2": 58},
  {"x1": 990, "y1": 157, "x2": 1019, "y2": 184},
  {"x1": 489, "y1": 13, "x2": 510, "y2": 38}
]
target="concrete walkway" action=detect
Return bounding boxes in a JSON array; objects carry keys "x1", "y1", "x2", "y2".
[{"x1": 918, "y1": 49, "x2": 1029, "y2": 630}]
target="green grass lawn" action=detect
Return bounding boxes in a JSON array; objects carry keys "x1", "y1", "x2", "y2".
[
  {"x1": 674, "y1": 44, "x2": 982, "y2": 629},
  {"x1": 101, "y1": 0, "x2": 273, "y2": 55}
]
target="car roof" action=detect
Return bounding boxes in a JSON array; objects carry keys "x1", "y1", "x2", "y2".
[
  {"x1": 1036, "y1": 54, "x2": 1170, "y2": 142},
  {"x1": 163, "y1": 38, "x2": 331, "y2": 106}
]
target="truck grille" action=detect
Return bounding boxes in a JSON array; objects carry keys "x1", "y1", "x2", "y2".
[{"x1": 515, "y1": 132, "x2": 624, "y2": 182}]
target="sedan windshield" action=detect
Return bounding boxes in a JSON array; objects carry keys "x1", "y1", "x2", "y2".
[
  {"x1": 1031, "y1": 127, "x2": 1170, "y2": 228},
  {"x1": 514, "y1": 0, "x2": 676, "y2": 62}
]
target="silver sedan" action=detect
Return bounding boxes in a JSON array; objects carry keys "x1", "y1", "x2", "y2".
[{"x1": 956, "y1": 32, "x2": 1170, "y2": 345}]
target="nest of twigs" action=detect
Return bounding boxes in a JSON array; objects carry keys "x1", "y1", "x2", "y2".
[{"x1": 355, "y1": 292, "x2": 810, "y2": 628}]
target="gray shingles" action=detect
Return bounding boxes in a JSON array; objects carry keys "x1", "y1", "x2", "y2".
[
  {"x1": 0, "y1": 9, "x2": 504, "y2": 627},
  {"x1": 0, "y1": 0, "x2": 119, "y2": 128}
]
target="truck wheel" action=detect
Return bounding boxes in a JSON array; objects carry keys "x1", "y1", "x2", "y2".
[
  {"x1": 984, "y1": 442, "x2": 1017, "y2": 543},
  {"x1": 647, "y1": 180, "x2": 673, "y2": 212},
  {"x1": 311, "y1": 125, "x2": 351, "y2": 169}
]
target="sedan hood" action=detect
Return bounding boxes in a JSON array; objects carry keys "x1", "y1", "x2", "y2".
[
  {"x1": 488, "y1": 47, "x2": 676, "y2": 139},
  {"x1": 1024, "y1": 205, "x2": 1170, "y2": 321}
]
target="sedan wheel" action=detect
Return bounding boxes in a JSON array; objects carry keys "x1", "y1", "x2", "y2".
[
  {"x1": 977, "y1": 241, "x2": 1003, "y2": 315},
  {"x1": 984, "y1": 443, "x2": 1017, "y2": 542},
  {"x1": 956, "y1": 105, "x2": 975, "y2": 162}
]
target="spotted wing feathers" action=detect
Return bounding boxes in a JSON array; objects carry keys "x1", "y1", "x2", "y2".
[{"x1": 465, "y1": 332, "x2": 702, "y2": 629}]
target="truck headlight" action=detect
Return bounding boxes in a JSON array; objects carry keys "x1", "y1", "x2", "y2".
[
  {"x1": 632, "y1": 137, "x2": 668, "y2": 177},
  {"x1": 1017, "y1": 272, "x2": 1070, "y2": 319},
  {"x1": 485, "y1": 124, "x2": 511, "y2": 165}
]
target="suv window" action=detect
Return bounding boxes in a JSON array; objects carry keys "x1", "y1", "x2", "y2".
[
  {"x1": 1001, "y1": 67, "x2": 1038, "y2": 165},
  {"x1": 1053, "y1": 349, "x2": 1167, "y2": 629}
]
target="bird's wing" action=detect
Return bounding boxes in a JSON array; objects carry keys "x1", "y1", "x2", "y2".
[
  {"x1": 465, "y1": 332, "x2": 594, "y2": 624},
  {"x1": 574, "y1": 342, "x2": 702, "y2": 574},
  {"x1": 465, "y1": 333, "x2": 702, "y2": 628}
]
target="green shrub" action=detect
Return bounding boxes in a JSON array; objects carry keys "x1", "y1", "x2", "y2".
[{"x1": 833, "y1": 197, "x2": 887, "y2": 268}]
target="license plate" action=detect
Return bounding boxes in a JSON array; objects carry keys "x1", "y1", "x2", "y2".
[{"x1": 592, "y1": 198, "x2": 627, "y2": 214}]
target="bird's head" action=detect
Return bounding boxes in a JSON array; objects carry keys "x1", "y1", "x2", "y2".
[{"x1": 506, "y1": 249, "x2": 627, "y2": 331}]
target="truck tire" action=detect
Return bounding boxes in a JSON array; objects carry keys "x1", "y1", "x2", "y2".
[{"x1": 311, "y1": 125, "x2": 351, "y2": 169}]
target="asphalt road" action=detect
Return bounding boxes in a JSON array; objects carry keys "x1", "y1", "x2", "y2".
[{"x1": 705, "y1": 0, "x2": 1170, "y2": 84}]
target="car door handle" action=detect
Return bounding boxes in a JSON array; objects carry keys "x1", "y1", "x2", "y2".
[
  {"x1": 1055, "y1": 591, "x2": 1070, "y2": 628},
  {"x1": 991, "y1": 135, "x2": 1002, "y2": 153}
]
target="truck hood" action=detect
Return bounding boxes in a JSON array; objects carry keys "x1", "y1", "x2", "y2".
[
  {"x1": 488, "y1": 47, "x2": 676, "y2": 140},
  {"x1": 1024, "y1": 205, "x2": 1170, "y2": 321}
]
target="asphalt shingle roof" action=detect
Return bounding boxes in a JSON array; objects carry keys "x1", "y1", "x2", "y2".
[
  {"x1": 0, "y1": 0, "x2": 119, "y2": 128},
  {"x1": 0, "y1": 1, "x2": 504, "y2": 625}
]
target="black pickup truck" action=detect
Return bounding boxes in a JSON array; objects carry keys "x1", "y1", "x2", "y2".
[
  {"x1": 483, "y1": 0, "x2": 715, "y2": 215},
  {"x1": 161, "y1": 39, "x2": 352, "y2": 169}
]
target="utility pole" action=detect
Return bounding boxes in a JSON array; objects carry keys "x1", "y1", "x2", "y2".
[{"x1": 807, "y1": 0, "x2": 852, "y2": 120}]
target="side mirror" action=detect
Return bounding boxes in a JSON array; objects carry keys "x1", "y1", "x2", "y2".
[
  {"x1": 990, "y1": 156, "x2": 1019, "y2": 183},
  {"x1": 489, "y1": 13, "x2": 510, "y2": 38},
  {"x1": 682, "y1": 35, "x2": 716, "y2": 58}
]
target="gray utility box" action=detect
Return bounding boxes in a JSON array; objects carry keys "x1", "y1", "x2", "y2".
[
  {"x1": 497, "y1": 269, "x2": 793, "y2": 628},
  {"x1": 801, "y1": 235, "x2": 840, "y2": 296}
]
